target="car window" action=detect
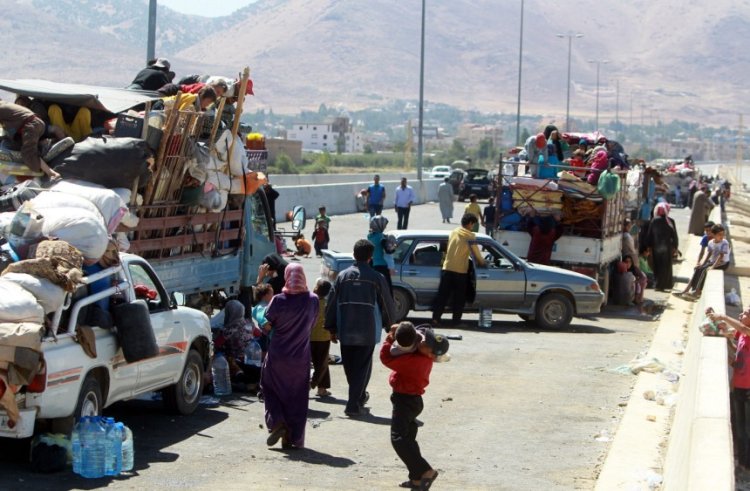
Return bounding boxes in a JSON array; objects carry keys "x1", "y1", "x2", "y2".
[
  {"x1": 128, "y1": 263, "x2": 169, "y2": 312},
  {"x1": 477, "y1": 242, "x2": 515, "y2": 269},
  {"x1": 410, "y1": 240, "x2": 446, "y2": 267},
  {"x1": 392, "y1": 238, "x2": 413, "y2": 264}
]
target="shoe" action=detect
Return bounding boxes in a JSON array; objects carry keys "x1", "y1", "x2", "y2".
[
  {"x1": 359, "y1": 391, "x2": 370, "y2": 406},
  {"x1": 266, "y1": 425, "x2": 287, "y2": 446},
  {"x1": 399, "y1": 481, "x2": 419, "y2": 489},
  {"x1": 317, "y1": 389, "x2": 332, "y2": 397},
  {"x1": 344, "y1": 407, "x2": 370, "y2": 418},
  {"x1": 415, "y1": 418, "x2": 424, "y2": 427},
  {"x1": 419, "y1": 470, "x2": 439, "y2": 490}
]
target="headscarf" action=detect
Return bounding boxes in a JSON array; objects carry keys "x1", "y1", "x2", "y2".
[
  {"x1": 282, "y1": 263, "x2": 308, "y2": 295},
  {"x1": 223, "y1": 300, "x2": 245, "y2": 330},
  {"x1": 655, "y1": 202, "x2": 670, "y2": 217},
  {"x1": 535, "y1": 133, "x2": 546, "y2": 149},
  {"x1": 220, "y1": 299, "x2": 251, "y2": 361},
  {"x1": 370, "y1": 215, "x2": 388, "y2": 234}
]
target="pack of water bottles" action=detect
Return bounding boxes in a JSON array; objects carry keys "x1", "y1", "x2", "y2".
[{"x1": 71, "y1": 416, "x2": 134, "y2": 478}]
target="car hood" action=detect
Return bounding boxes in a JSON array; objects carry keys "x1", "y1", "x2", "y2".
[{"x1": 524, "y1": 262, "x2": 596, "y2": 287}]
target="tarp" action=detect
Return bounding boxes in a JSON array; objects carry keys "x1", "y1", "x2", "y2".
[{"x1": 0, "y1": 79, "x2": 161, "y2": 114}]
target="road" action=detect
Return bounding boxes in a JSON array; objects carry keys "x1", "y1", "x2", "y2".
[{"x1": 0, "y1": 201, "x2": 692, "y2": 490}]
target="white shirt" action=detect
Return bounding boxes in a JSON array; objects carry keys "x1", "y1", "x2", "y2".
[{"x1": 394, "y1": 185, "x2": 416, "y2": 208}]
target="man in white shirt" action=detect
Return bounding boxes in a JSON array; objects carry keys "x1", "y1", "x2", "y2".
[{"x1": 394, "y1": 177, "x2": 416, "y2": 230}]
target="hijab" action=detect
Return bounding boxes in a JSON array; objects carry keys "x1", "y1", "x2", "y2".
[
  {"x1": 282, "y1": 263, "x2": 308, "y2": 295},
  {"x1": 223, "y1": 300, "x2": 246, "y2": 330}
]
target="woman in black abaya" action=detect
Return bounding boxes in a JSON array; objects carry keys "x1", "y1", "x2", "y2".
[{"x1": 644, "y1": 202, "x2": 678, "y2": 291}]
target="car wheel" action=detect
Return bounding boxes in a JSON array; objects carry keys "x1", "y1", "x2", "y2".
[
  {"x1": 534, "y1": 293, "x2": 573, "y2": 330},
  {"x1": 163, "y1": 349, "x2": 204, "y2": 415},
  {"x1": 392, "y1": 288, "x2": 411, "y2": 322},
  {"x1": 74, "y1": 374, "x2": 103, "y2": 420}
]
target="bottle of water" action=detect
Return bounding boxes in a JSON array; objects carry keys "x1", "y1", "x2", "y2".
[
  {"x1": 71, "y1": 417, "x2": 86, "y2": 475},
  {"x1": 479, "y1": 307, "x2": 492, "y2": 329},
  {"x1": 81, "y1": 416, "x2": 106, "y2": 478},
  {"x1": 104, "y1": 418, "x2": 122, "y2": 476},
  {"x1": 121, "y1": 424, "x2": 134, "y2": 472},
  {"x1": 212, "y1": 352, "x2": 232, "y2": 396},
  {"x1": 244, "y1": 340, "x2": 263, "y2": 367}
]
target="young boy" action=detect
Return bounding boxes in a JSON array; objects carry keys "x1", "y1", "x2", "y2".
[
  {"x1": 482, "y1": 200, "x2": 497, "y2": 237},
  {"x1": 681, "y1": 224, "x2": 730, "y2": 298},
  {"x1": 294, "y1": 234, "x2": 312, "y2": 257},
  {"x1": 380, "y1": 321, "x2": 448, "y2": 490},
  {"x1": 464, "y1": 194, "x2": 481, "y2": 233},
  {"x1": 312, "y1": 219, "x2": 330, "y2": 257},
  {"x1": 310, "y1": 279, "x2": 334, "y2": 397},
  {"x1": 315, "y1": 206, "x2": 331, "y2": 228}
]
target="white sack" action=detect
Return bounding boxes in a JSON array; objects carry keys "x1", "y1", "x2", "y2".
[
  {"x1": 40, "y1": 207, "x2": 109, "y2": 260},
  {"x1": 50, "y1": 180, "x2": 128, "y2": 233},
  {"x1": 2, "y1": 272, "x2": 65, "y2": 314},
  {"x1": 206, "y1": 168, "x2": 231, "y2": 192},
  {"x1": 214, "y1": 130, "x2": 249, "y2": 177},
  {"x1": 111, "y1": 188, "x2": 140, "y2": 228},
  {"x1": 0, "y1": 279, "x2": 45, "y2": 323},
  {"x1": 31, "y1": 191, "x2": 103, "y2": 223}
]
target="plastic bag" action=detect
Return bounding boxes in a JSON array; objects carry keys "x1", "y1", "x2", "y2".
[
  {"x1": 597, "y1": 170, "x2": 621, "y2": 199},
  {"x1": 726, "y1": 288, "x2": 741, "y2": 306}
]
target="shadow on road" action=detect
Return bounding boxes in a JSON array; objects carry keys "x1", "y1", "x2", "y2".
[{"x1": 269, "y1": 446, "x2": 356, "y2": 468}]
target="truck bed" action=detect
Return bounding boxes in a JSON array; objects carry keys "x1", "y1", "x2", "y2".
[{"x1": 494, "y1": 230, "x2": 622, "y2": 267}]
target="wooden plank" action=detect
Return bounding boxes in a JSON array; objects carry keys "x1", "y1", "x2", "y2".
[{"x1": 127, "y1": 229, "x2": 242, "y2": 253}]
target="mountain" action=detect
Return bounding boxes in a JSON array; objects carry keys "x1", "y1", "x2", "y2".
[{"x1": 2, "y1": 0, "x2": 749, "y2": 127}]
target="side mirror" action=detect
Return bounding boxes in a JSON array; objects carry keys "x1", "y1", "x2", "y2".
[
  {"x1": 291, "y1": 205, "x2": 306, "y2": 232},
  {"x1": 170, "y1": 291, "x2": 185, "y2": 308}
]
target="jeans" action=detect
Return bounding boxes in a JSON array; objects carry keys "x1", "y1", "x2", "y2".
[
  {"x1": 432, "y1": 270, "x2": 468, "y2": 323},
  {"x1": 732, "y1": 388, "x2": 750, "y2": 467},
  {"x1": 391, "y1": 393, "x2": 431, "y2": 480},
  {"x1": 396, "y1": 206, "x2": 411, "y2": 229},
  {"x1": 314, "y1": 240, "x2": 328, "y2": 256},
  {"x1": 368, "y1": 204, "x2": 383, "y2": 217},
  {"x1": 340, "y1": 344, "x2": 374, "y2": 413}
]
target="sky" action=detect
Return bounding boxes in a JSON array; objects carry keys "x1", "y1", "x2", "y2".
[{"x1": 157, "y1": 0, "x2": 257, "y2": 17}]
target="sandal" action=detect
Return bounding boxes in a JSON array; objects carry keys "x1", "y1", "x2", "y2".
[
  {"x1": 317, "y1": 389, "x2": 332, "y2": 397},
  {"x1": 399, "y1": 480, "x2": 419, "y2": 489},
  {"x1": 419, "y1": 470, "x2": 439, "y2": 490},
  {"x1": 266, "y1": 425, "x2": 286, "y2": 446}
]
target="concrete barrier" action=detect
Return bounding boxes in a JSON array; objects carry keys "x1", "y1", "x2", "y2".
[{"x1": 273, "y1": 178, "x2": 442, "y2": 225}]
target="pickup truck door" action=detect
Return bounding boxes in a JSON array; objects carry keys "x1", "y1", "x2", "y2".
[
  {"x1": 473, "y1": 241, "x2": 527, "y2": 308},
  {"x1": 127, "y1": 261, "x2": 185, "y2": 392},
  {"x1": 400, "y1": 239, "x2": 445, "y2": 307}
]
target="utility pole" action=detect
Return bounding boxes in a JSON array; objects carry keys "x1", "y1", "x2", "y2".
[
  {"x1": 588, "y1": 59, "x2": 608, "y2": 131},
  {"x1": 147, "y1": 0, "x2": 157, "y2": 62},
  {"x1": 615, "y1": 79, "x2": 619, "y2": 140},
  {"x1": 737, "y1": 114, "x2": 744, "y2": 185},
  {"x1": 515, "y1": 0, "x2": 524, "y2": 145},
  {"x1": 557, "y1": 32, "x2": 584, "y2": 132},
  {"x1": 417, "y1": 0, "x2": 426, "y2": 181}
]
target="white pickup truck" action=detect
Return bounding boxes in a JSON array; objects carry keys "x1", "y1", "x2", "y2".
[{"x1": 0, "y1": 253, "x2": 212, "y2": 439}]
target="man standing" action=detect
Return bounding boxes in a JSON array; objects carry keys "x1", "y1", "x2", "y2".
[
  {"x1": 367, "y1": 174, "x2": 386, "y2": 217},
  {"x1": 325, "y1": 240, "x2": 396, "y2": 417},
  {"x1": 394, "y1": 177, "x2": 416, "y2": 230},
  {"x1": 431, "y1": 213, "x2": 485, "y2": 327},
  {"x1": 437, "y1": 177, "x2": 454, "y2": 223},
  {"x1": 523, "y1": 133, "x2": 548, "y2": 178}
]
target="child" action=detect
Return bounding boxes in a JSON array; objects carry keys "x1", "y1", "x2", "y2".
[
  {"x1": 680, "y1": 224, "x2": 730, "y2": 298},
  {"x1": 312, "y1": 219, "x2": 330, "y2": 257},
  {"x1": 696, "y1": 221, "x2": 715, "y2": 266},
  {"x1": 380, "y1": 321, "x2": 448, "y2": 490},
  {"x1": 310, "y1": 279, "x2": 334, "y2": 397},
  {"x1": 464, "y1": 194, "x2": 481, "y2": 233},
  {"x1": 315, "y1": 206, "x2": 331, "y2": 228},
  {"x1": 482, "y1": 200, "x2": 496, "y2": 236},
  {"x1": 295, "y1": 234, "x2": 312, "y2": 257}
]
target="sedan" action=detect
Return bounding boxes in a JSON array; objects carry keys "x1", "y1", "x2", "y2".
[{"x1": 430, "y1": 165, "x2": 452, "y2": 179}]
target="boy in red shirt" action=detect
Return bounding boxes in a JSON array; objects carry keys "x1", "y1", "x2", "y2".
[{"x1": 380, "y1": 322, "x2": 448, "y2": 490}]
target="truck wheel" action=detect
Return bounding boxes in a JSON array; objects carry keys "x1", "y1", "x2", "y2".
[
  {"x1": 392, "y1": 288, "x2": 411, "y2": 322},
  {"x1": 163, "y1": 349, "x2": 204, "y2": 415},
  {"x1": 534, "y1": 293, "x2": 573, "y2": 330},
  {"x1": 74, "y1": 374, "x2": 103, "y2": 420}
]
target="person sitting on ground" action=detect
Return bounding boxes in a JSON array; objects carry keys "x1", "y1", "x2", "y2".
[
  {"x1": 310, "y1": 279, "x2": 334, "y2": 398},
  {"x1": 0, "y1": 100, "x2": 60, "y2": 179},
  {"x1": 127, "y1": 58, "x2": 173, "y2": 91},
  {"x1": 678, "y1": 223, "x2": 730, "y2": 298},
  {"x1": 215, "y1": 299, "x2": 260, "y2": 392},
  {"x1": 294, "y1": 234, "x2": 312, "y2": 257}
]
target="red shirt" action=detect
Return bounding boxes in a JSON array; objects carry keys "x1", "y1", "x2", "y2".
[
  {"x1": 734, "y1": 333, "x2": 750, "y2": 389},
  {"x1": 380, "y1": 338, "x2": 433, "y2": 395}
]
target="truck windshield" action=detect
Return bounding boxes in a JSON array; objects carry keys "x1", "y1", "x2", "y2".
[{"x1": 250, "y1": 192, "x2": 273, "y2": 241}]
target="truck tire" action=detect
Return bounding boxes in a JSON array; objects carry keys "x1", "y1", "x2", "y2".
[
  {"x1": 163, "y1": 349, "x2": 204, "y2": 415},
  {"x1": 534, "y1": 293, "x2": 573, "y2": 330},
  {"x1": 392, "y1": 288, "x2": 411, "y2": 322},
  {"x1": 74, "y1": 374, "x2": 103, "y2": 420}
]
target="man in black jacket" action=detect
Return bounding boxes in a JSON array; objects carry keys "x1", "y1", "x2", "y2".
[
  {"x1": 325, "y1": 239, "x2": 396, "y2": 417},
  {"x1": 127, "y1": 58, "x2": 173, "y2": 91}
]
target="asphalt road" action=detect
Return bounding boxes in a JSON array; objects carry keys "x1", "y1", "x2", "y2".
[{"x1": 0, "y1": 201, "x2": 693, "y2": 490}]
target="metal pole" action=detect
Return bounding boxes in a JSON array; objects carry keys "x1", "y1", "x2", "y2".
[
  {"x1": 417, "y1": 0, "x2": 426, "y2": 181},
  {"x1": 515, "y1": 0, "x2": 524, "y2": 145},
  {"x1": 595, "y1": 62, "x2": 600, "y2": 131},
  {"x1": 147, "y1": 0, "x2": 157, "y2": 63},
  {"x1": 565, "y1": 36, "x2": 573, "y2": 131},
  {"x1": 615, "y1": 79, "x2": 619, "y2": 139}
]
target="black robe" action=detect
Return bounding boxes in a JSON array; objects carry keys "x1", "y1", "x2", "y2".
[{"x1": 645, "y1": 216, "x2": 678, "y2": 290}]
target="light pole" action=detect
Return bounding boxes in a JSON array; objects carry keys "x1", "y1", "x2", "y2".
[
  {"x1": 556, "y1": 32, "x2": 583, "y2": 132},
  {"x1": 147, "y1": 0, "x2": 157, "y2": 62},
  {"x1": 417, "y1": 0, "x2": 426, "y2": 181},
  {"x1": 515, "y1": 0, "x2": 525, "y2": 145},
  {"x1": 588, "y1": 59, "x2": 609, "y2": 131}
]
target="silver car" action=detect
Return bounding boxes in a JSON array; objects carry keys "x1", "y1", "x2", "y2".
[{"x1": 321, "y1": 230, "x2": 604, "y2": 329}]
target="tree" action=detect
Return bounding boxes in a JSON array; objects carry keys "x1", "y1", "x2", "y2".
[
  {"x1": 275, "y1": 154, "x2": 298, "y2": 174},
  {"x1": 520, "y1": 128, "x2": 531, "y2": 145},
  {"x1": 478, "y1": 138, "x2": 495, "y2": 160},
  {"x1": 363, "y1": 144, "x2": 374, "y2": 154},
  {"x1": 336, "y1": 134, "x2": 346, "y2": 154}
]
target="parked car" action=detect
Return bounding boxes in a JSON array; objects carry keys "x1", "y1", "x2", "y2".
[
  {"x1": 0, "y1": 254, "x2": 212, "y2": 439},
  {"x1": 321, "y1": 230, "x2": 604, "y2": 330},
  {"x1": 458, "y1": 168, "x2": 492, "y2": 201},
  {"x1": 429, "y1": 165, "x2": 452, "y2": 179},
  {"x1": 448, "y1": 169, "x2": 466, "y2": 195}
]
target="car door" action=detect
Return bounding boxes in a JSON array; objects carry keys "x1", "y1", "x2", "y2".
[
  {"x1": 127, "y1": 262, "x2": 184, "y2": 391},
  {"x1": 399, "y1": 239, "x2": 446, "y2": 307},
  {"x1": 473, "y1": 240, "x2": 527, "y2": 308}
]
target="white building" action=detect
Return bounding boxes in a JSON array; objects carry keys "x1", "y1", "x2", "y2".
[
  {"x1": 456, "y1": 124, "x2": 503, "y2": 149},
  {"x1": 287, "y1": 117, "x2": 363, "y2": 153}
]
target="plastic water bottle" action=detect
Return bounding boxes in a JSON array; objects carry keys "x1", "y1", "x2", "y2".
[
  {"x1": 121, "y1": 424, "x2": 134, "y2": 472},
  {"x1": 71, "y1": 417, "x2": 86, "y2": 474},
  {"x1": 211, "y1": 352, "x2": 232, "y2": 396},
  {"x1": 244, "y1": 340, "x2": 263, "y2": 367},
  {"x1": 81, "y1": 416, "x2": 106, "y2": 478},
  {"x1": 479, "y1": 307, "x2": 493, "y2": 329},
  {"x1": 104, "y1": 418, "x2": 122, "y2": 476}
]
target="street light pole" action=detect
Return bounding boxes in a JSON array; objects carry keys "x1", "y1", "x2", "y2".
[
  {"x1": 556, "y1": 32, "x2": 583, "y2": 132},
  {"x1": 588, "y1": 59, "x2": 609, "y2": 131},
  {"x1": 147, "y1": 0, "x2": 157, "y2": 62},
  {"x1": 515, "y1": 0, "x2": 524, "y2": 145},
  {"x1": 417, "y1": 0, "x2": 426, "y2": 181}
]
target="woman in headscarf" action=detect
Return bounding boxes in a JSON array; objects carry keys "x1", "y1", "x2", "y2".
[
  {"x1": 216, "y1": 300, "x2": 259, "y2": 389},
  {"x1": 368, "y1": 215, "x2": 395, "y2": 294},
  {"x1": 587, "y1": 150, "x2": 609, "y2": 186},
  {"x1": 688, "y1": 185, "x2": 715, "y2": 236},
  {"x1": 644, "y1": 202, "x2": 679, "y2": 291},
  {"x1": 258, "y1": 253, "x2": 288, "y2": 294},
  {"x1": 262, "y1": 263, "x2": 319, "y2": 449}
]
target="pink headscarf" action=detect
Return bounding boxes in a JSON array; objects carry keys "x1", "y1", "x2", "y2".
[
  {"x1": 655, "y1": 202, "x2": 670, "y2": 217},
  {"x1": 282, "y1": 263, "x2": 308, "y2": 295}
]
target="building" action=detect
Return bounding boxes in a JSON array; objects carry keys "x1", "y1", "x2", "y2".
[
  {"x1": 456, "y1": 124, "x2": 503, "y2": 149},
  {"x1": 266, "y1": 138, "x2": 303, "y2": 166},
  {"x1": 287, "y1": 117, "x2": 363, "y2": 153}
]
